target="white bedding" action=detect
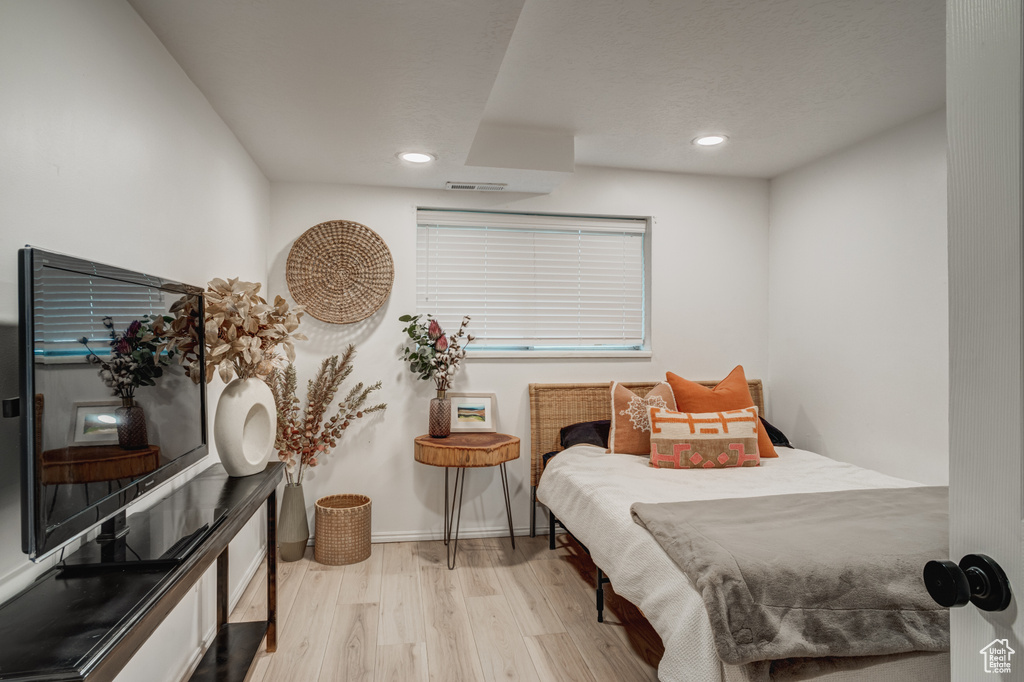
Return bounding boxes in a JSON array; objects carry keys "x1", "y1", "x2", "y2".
[{"x1": 535, "y1": 446, "x2": 924, "y2": 682}]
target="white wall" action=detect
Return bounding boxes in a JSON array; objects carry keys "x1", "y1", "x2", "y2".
[
  {"x1": 267, "y1": 166, "x2": 770, "y2": 541},
  {"x1": 767, "y1": 109, "x2": 948, "y2": 485},
  {"x1": 0, "y1": 1, "x2": 270, "y2": 680}
]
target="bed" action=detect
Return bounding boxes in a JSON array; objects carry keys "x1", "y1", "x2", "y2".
[{"x1": 529, "y1": 382, "x2": 950, "y2": 682}]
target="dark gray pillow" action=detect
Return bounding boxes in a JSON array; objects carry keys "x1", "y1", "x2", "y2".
[
  {"x1": 560, "y1": 419, "x2": 611, "y2": 449},
  {"x1": 760, "y1": 417, "x2": 794, "y2": 448}
]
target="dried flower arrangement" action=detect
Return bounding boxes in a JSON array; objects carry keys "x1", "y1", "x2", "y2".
[
  {"x1": 398, "y1": 314, "x2": 474, "y2": 391},
  {"x1": 169, "y1": 278, "x2": 306, "y2": 384},
  {"x1": 163, "y1": 293, "x2": 203, "y2": 382},
  {"x1": 78, "y1": 317, "x2": 175, "y2": 399},
  {"x1": 268, "y1": 345, "x2": 386, "y2": 485}
]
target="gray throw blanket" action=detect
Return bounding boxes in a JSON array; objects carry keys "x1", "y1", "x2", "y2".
[{"x1": 631, "y1": 486, "x2": 949, "y2": 667}]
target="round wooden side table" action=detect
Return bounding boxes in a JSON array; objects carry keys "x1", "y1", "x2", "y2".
[{"x1": 414, "y1": 432, "x2": 520, "y2": 569}]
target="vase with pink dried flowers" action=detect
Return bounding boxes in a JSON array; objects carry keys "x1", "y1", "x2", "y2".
[{"x1": 399, "y1": 314, "x2": 473, "y2": 437}]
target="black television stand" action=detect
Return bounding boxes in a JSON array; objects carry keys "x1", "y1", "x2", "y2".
[{"x1": 0, "y1": 462, "x2": 282, "y2": 682}]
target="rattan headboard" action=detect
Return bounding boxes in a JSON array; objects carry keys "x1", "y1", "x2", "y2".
[{"x1": 528, "y1": 380, "x2": 764, "y2": 487}]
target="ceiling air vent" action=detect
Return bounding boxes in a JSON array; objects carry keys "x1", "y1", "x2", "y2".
[{"x1": 445, "y1": 182, "x2": 507, "y2": 191}]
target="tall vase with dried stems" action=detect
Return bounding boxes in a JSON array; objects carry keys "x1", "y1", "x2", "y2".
[
  {"x1": 269, "y1": 347, "x2": 386, "y2": 562},
  {"x1": 278, "y1": 483, "x2": 309, "y2": 561}
]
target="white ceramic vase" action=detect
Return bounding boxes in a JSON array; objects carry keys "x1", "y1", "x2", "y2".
[{"x1": 214, "y1": 377, "x2": 277, "y2": 477}]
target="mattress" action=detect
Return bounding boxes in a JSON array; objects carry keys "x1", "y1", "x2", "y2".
[{"x1": 535, "y1": 445, "x2": 948, "y2": 682}]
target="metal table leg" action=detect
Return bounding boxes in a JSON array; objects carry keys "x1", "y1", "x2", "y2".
[
  {"x1": 443, "y1": 467, "x2": 465, "y2": 570},
  {"x1": 500, "y1": 462, "x2": 515, "y2": 550},
  {"x1": 443, "y1": 463, "x2": 515, "y2": 568}
]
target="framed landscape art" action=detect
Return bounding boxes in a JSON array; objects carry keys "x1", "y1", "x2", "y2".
[
  {"x1": 448, "y1": 392, "x2": 497, "y2": 433},
  {"x1": 69, "y1": 400, "x2": 122, "y2": 445}
]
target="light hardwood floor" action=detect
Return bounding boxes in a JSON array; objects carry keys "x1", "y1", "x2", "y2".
[{"x1": 232, "y1": 535, "x2": 664, "y2": 682}]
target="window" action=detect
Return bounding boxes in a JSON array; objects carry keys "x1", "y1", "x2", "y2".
[
  {"x1": 33, "y1": 267, "x2": 169, "y2": 362},
  {"x1": 416, "y1": 209, "x2": 649, "y2": 355}
]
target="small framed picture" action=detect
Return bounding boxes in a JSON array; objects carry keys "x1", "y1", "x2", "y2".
[
  {"x1": 449, "y1": 392, "x2": 497, "y2": 433},
  {"x1": 70, "y1": 400, "x2": 122, "y2": 445}
]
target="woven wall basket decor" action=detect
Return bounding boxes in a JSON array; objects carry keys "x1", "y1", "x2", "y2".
[{"x1": 286, "y1": 220, "x2": 395, "y2": 324}]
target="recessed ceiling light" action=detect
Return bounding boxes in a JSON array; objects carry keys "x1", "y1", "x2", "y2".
[
  {"x1": 693, "y1": 135, "x2": 727, "y2": 147},
  {"x1": 399, "y1": 152, "x2": 435, "y2": 164}
]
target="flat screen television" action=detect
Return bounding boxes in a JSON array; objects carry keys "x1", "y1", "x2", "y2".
[{"x1": 19, "y1": 247, "x2": 208, "y2": 562}]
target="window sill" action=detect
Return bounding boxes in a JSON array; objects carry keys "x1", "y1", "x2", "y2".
[{"x1": 467, "y1": 349, "x2": 653, "y2": 359}]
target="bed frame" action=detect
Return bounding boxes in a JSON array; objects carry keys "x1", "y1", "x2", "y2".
[
  {"x1": 527, "y1": 379, "x2": 765, "y2": 622},
  {"x1": 527, "y1": 380, "x2": 764, "y2": 536}
]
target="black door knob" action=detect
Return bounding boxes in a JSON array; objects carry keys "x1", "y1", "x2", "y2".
[{"x1": 924, "y1": 554, "x2": 1011, "y2": 612}]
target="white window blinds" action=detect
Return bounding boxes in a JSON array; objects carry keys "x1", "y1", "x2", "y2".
[
  {"x1": 416, "y1": 209, "x2": 647, "y2": 351},
  {"x1": 33, "y1": 268, "x2": 168, "y2": 361}
]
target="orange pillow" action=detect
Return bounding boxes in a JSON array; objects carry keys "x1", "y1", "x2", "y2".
[
  {"x1": 665, "y1": 365, "x2": 778, "y2": 458},
  {"x1": 608, "y1": 381, "x2": 676, "y2": 455}
]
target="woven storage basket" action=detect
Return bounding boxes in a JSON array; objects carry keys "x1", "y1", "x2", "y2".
[
  {"x1": 286, "y1": 220, "x2": 394, "y2": 324},
  {"x1": 314, "y1": 494, "x2": 371, "y2": 565}
]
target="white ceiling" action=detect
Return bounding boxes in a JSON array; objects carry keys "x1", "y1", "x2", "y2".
[{"x1": 128, "y1": 0, "x2": 945, "y2": 192}]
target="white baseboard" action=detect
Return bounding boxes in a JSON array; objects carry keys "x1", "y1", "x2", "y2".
[
  {"x1": 370, "y1": 524, "x2": 534, "y2": 543},
  {"x1": 296, "y1": 524, "x2": 537, "y2": 546},
  {"x1": 176, "y1": 640, "x2": 207, "y2": 682}
]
